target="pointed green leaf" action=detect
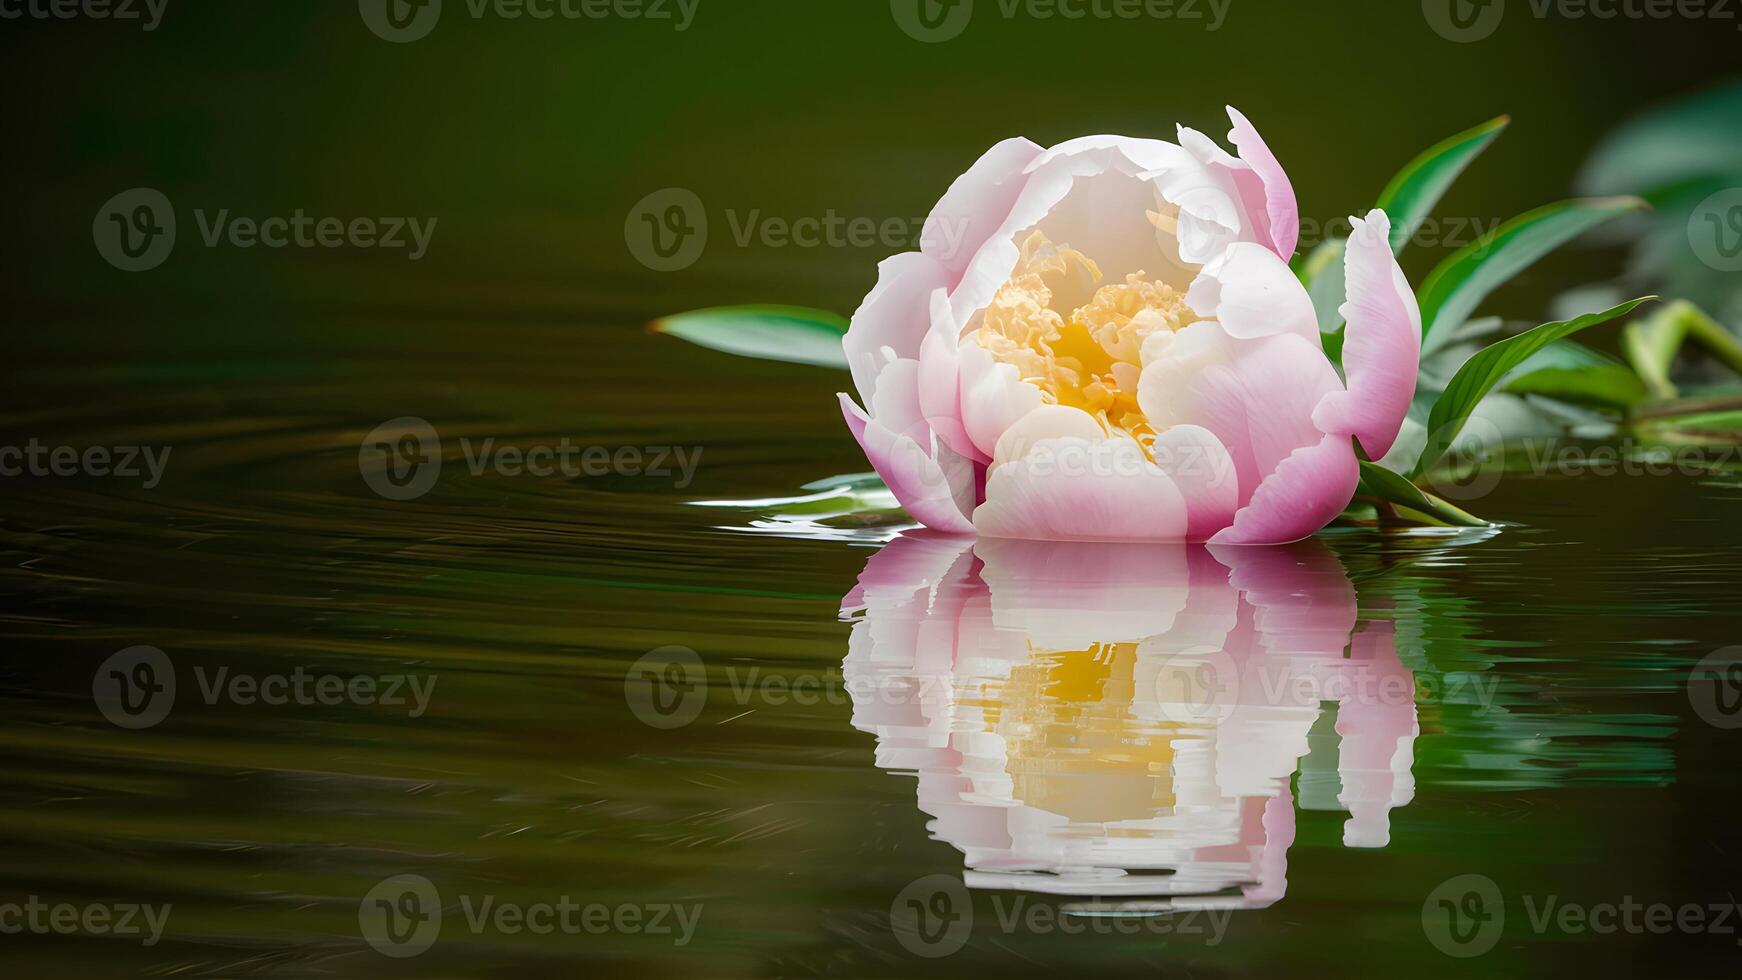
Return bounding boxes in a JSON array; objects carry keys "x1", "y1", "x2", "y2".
[
  {"x1": 1376, "y1": 115, "x2": 1510, "y2": 254},
  {"x1": 1305, "y1": 116, "x2": 1508, "y2": 333},
  {"x1": 651, "y1": 305, "x2": 849, "y2": 369},
  {"x1": 1502, "y1": 341, "x2": 1647, "y2": 409},
  {"x1": 1418, "y1": 197, "x2": 1647, "y2": 352},
  {"x1": 1356, "y1": 461, "x2": 1490, "y2": 527},
  {"x1": 1413, "y1": 298, "x2": 1657, "y2": 476}
]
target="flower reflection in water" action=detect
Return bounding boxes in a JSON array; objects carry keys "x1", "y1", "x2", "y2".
[{"x1": 840, "y1": 533, "x2": 1417, "y2": 912}]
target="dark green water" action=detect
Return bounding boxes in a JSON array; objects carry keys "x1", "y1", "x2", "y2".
[
  {"x1": 6, "y1": 1, "x2": 1742, "y2": 976},
  {"x1": 4, "y1": 321, "x2": 1742, "y2": 977}
]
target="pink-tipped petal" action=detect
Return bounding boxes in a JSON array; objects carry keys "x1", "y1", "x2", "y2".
[
  {"x1": 922, "y1": 137, "x2": 1046, "y2": 278},
  {"x1": 1185, "y1": 243, "x2": 1320, "y2": 343},
  {"x1": 840, "y1": 394, "x2": 975, "y2": 534},
  {"x1": 974, "y1": 435, "x2": 1190, "y2": 542},
  {"x1": 842, "y1": 252, "x2": 952, "y2": 405},
  {"x1": 1312, "y1": 209, "x2": 1422, "y2": 460},
  {"x1": 1226, "y1": 107, "x2": 1299, "y2": 261},
  {"x1": 1209, "y1": 433, "x2": 1360, "y2": 545}
]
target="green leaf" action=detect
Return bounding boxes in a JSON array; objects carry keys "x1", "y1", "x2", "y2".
[
  {"x1": 1418, "y1": 197, "x2": 1647, "y2": 352},
  {"x1": 1375, "y1": 115, "x2": 1510, "y2": 254},
  {"x1": 651, "y1": 305, "x2": 849, "y2": 369},
  {"x1": 1413, "y1": 297, "x2": 1657, "y2": 476},
  {"x1": 1356, "y1": 461, "x2": 1490, "y2": 527},
  {"x1": 1304, "y1": 241, "x2": 1348, "y2": 333},
  {"x1": 1305, "y1": 116, "x2": 1508, "y2": 333},
  {"x1": 1501, "y1": 341, "x2": 1647, "y2": 410},
  {"x1": 1622, "y1": 301, "x2": 1742, "y2": 401}
]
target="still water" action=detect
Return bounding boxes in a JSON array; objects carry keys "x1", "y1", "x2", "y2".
[{"x1": 3, "y1": 324, "x2": 1741, "y2": 978}]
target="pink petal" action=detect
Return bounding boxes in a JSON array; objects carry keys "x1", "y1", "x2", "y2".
[
  {"x1": 1151, "y1": 424, "x2": 1240, "y2": 542},
  {"x1": 1311, "y1": 209, "x2": 1422, "y2": 460},
  {"x1": 922, "y1": 137, "x2": 1045, "y2": 279},
  {"x1": 1209, "y1": 433, "x2": 1360, "y2": 545},
  {"x1": 842, "y1": 252, "x2": 951, "y2": 406},
  {"x1": 1226, "y1": 107, "x2": 1299, "y2": 261},
  {"x1": 958, "y1": 342, "x2": 1044, "y2": 461},
  {"x1": 1185, "y1": 243, "x2": 1320, "y2": 343},
  {"x1": 974, "y1": 435, "x2": 1190, "y2": 542},
  {"x1": 840, "y1": 394, "x2": 975, "y2": 534}
]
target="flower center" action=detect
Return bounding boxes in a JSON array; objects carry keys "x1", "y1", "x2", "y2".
[{"x1": 972, "y1": 230, "x2": 1197, "y2": 450}]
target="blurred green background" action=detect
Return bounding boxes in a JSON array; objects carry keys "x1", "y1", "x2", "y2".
[{"x1": 3, "y1": 0, "x2": 1736, "y2": 333}]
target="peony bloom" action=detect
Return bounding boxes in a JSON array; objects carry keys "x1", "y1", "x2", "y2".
[
  {"x1": 840, "y1": 532, "x2": 1418, "y2": 905},
  {"x1": 838, "y1": 108, "x2": 1421, "y2": 544}
]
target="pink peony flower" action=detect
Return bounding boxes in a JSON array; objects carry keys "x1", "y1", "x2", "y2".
[{"x1": 838, "y1": 108, "x2": 1421, "y2": 544}]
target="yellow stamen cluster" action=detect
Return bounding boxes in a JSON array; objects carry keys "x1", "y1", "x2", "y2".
[{"x1": 973, "y1": 231, "x2": 1197, "y2": 451}]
